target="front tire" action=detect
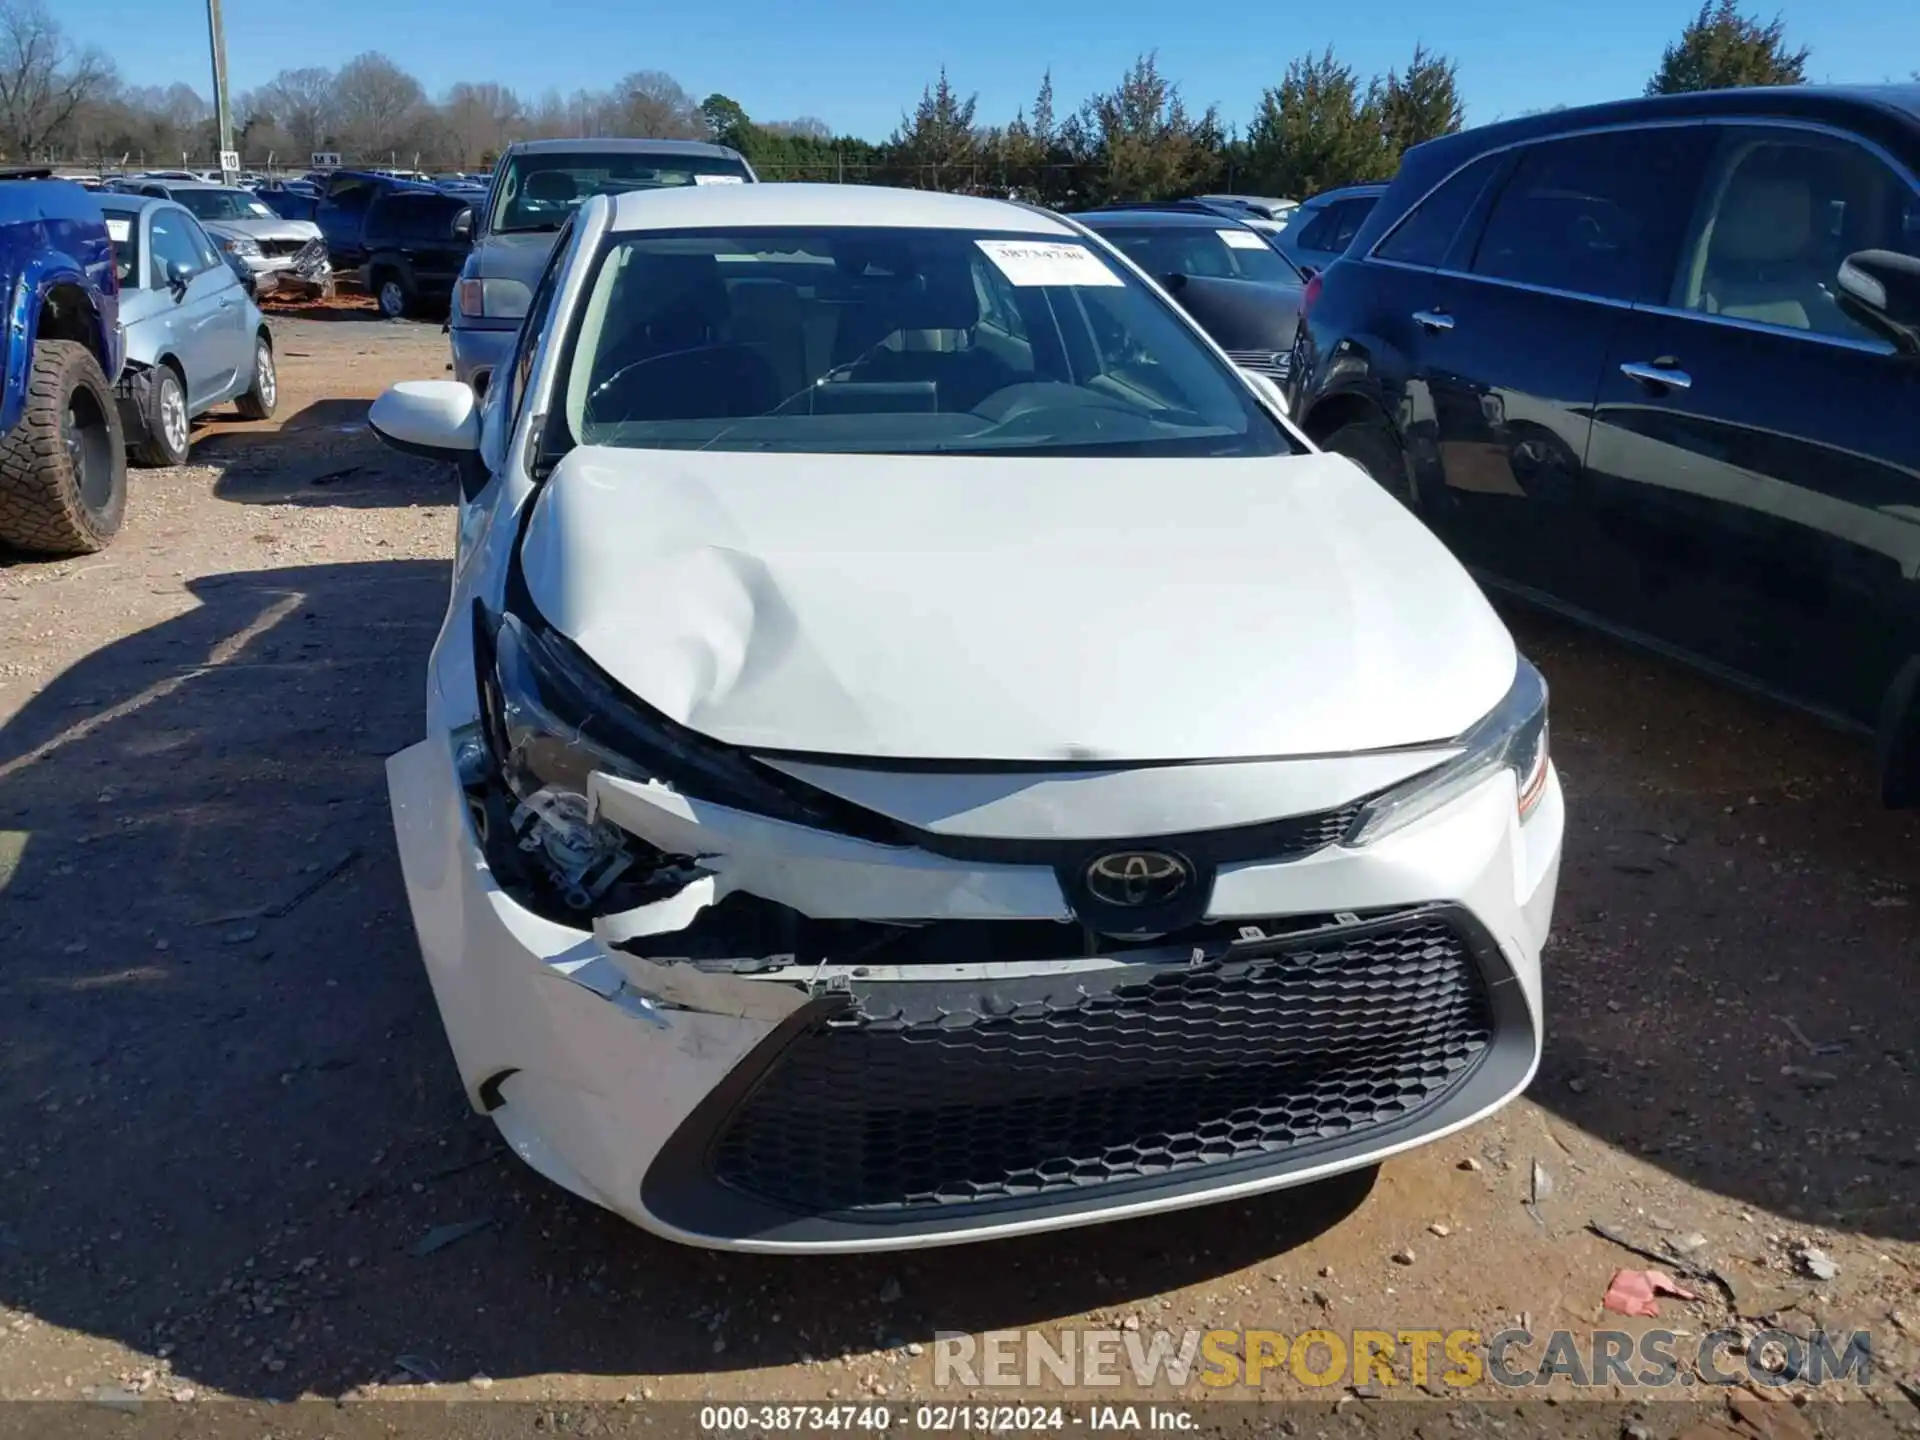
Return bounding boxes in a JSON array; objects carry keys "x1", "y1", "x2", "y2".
[
  {"x1": 0, "y1": 340, "x2": 127, "y2": 555},
  {"x1": 374, "y1": 271, "x2": 410, "y2": 320},
  {"x1": 235, "y1": 333, "x2": 277, "y2": 420},
  {"x1": 1323, "y1": 420, "x2": 1412, "y2": 507},
  {"x1": 132, "y1": 362, "x2": 191, "y2": 467}
]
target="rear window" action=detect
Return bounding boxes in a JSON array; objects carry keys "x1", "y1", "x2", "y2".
[{"x1": 1375, "y1": 156, "x2": 1508, "y2": 267}]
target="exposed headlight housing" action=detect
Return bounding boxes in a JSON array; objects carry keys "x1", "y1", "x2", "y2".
[
  {"x1": 1346, "y1": 659, "x2": 1550, "y2": 845},
  {"x1": 220, "y1": 234, "x2": 262, "y2": 257},
  {"x1": 457, "y1": 276, "x2": 531, "y2": 320},
  {"x1": 474, "y1": 603, "x2": 896, "y2": 840}
]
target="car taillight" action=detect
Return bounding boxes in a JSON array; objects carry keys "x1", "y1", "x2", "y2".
[{"x1": 1301, "y1": 272, "x2": 1322, "y2": 316}]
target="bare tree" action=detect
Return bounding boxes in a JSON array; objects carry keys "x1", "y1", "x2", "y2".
[
  {"x1": 0, "y1": 0, "x2": 114, "y2": 159},
  {"x1": 248, "y1": 66, "x2": 337, "y2": 159},
  {"x1": 442, "y1": 80, "x2": 521, "y2": 166},
  {"x1": 613, "y1": 71, "x2": 705, "y2": 138},
  {"x1": 332, "y1": 51, "x2": 427, "y2": 162}
]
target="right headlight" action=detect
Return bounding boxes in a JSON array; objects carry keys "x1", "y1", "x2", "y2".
[
  {"x1": 1345, "y1": 658, "x2": 1550, "y2": 845},
  {"x1": 457, "y1": 277, "x2": 531, "y2": 321}
]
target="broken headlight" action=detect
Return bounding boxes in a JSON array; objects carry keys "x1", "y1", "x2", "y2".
[
  {"x1": 1345, "y1": 658, "x2": 1550, "y2": 846},
  {"x1": 475, "y1": 601, "x2": 883, "y2": 837}
]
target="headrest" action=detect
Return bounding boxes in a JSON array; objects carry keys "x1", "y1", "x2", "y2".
[
  {"x1": 523, "y1": 170, "x2": 578, "y2": 203},
  {"x1": 1710, "y1": 176, "x2": 1812, "y2": 267}
]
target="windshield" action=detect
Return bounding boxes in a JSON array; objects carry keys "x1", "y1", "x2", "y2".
[
  {"x1": 491, "y1": 151, "x2": 750, "y2": 234},
  {"x1": 1092, "y1": 225, "x2": 1300, "y2": 285},
  {"x1": 555, "y1": 226, "x2": 1292, "y2": 459},
  {"x1": 173, "y1": 188, "x2": 276, "y2": 222}
]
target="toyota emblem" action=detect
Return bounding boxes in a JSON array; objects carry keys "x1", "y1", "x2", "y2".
[{"x1": 1083, "y1": 850, "x2": 1193, "y2": 908}]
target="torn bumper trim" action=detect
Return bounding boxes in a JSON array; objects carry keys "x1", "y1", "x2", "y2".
[{"x1": 388, "y1": 730, "x2": 1559, "y2": 1252}]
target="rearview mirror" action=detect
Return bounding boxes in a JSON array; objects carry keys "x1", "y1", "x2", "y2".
[
  {"x1": 1837, "y1": 249, "x2": 1920, "y2": 353},
  {"x1": 369, "y1": 380, "x2": 480, "y2": 459}
]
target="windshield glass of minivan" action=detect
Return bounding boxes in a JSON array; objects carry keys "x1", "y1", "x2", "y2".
[
  {"x1": 559, "y1": 226, "x2": 1292, "y2": 459},
  {"x1": 1095, "y1": 226, "x2": 1300, "y2": 285},
  {"x1": 172, "y1": 188, "x2": 276, "y2": 222},
  {"x1": 492, "y1": 152, "x2": 751, "y2": 234}
]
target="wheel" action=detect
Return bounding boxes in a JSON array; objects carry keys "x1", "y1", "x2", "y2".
[
  {"x1": 0, "y1": 339, "x2": 127, "y2": 555},
  {"x1": 374, "y1": 272, "x2": 410, "y2": 320},
  {"x1": 1322, "y1": 419, "x2": 1412, "y2": 506},
  {"x1": 132, "y1": 362, "x2": 191, "y2": 467},
  {"x1": 235, "y1": 333, "x2": 277, "y2": 420}
]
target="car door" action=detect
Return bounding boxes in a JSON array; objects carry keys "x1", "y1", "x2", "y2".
[
  {"x1": 1584, "y1": 122, "x2": 1920, "y2": 727},
  {"x1": 145, "y1": 207, "x2": 229, "y2": 405},
  {"x1": 1395, "y1": 127, "x2": 1715, "y2": 606},
  {"x1": 180, "y1": 213, "x2": 251, "y2": 399}
]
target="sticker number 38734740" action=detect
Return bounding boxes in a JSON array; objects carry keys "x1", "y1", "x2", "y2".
[{"x1": 975, "y1": 240, "x2": 1123, "y2": 288}]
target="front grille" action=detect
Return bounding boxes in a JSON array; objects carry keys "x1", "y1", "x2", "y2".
[
  {"x1": 259, "y1": 238, "x2": 307, "y2": 257},
  {"x1": 708, "y1": 912, "x2": 1493, "y2": 1216},
  {"x1": 1226, "y1": 348, "x2": 1291, "y2": 379}
]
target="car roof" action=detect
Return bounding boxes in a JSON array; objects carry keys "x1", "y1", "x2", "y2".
[
  {"x1": 607, "y1": 182, "x2": 1073, "y2": 235},
  {"x1": 96, "y1": 193, "x2": 166, "y2": 213},
  {"x1": 1404, "y1": 82, "x2": 1920, "y2": 175},
  {"x1": 1300, "y1": 183, "x2": 1390, "y2": 205},
  {"x1": 505, "y1": 136, "x2": 745, "y2": 161},
  {"x1": 1072, "y1": 205, "x2": 1257, "y2": 229}
]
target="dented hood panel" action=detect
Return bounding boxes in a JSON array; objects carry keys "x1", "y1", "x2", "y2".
[{"x1": 518, "y1": 447, "x2": 1516, "y2": 762}]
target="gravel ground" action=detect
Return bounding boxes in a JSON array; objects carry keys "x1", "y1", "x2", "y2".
[{"x1": 0, "y1": 313, "x2": 1916, "y2": 1433}]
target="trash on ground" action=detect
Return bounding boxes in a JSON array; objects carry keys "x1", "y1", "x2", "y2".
[
  {"x1": 412, "y1": 1216, "x2": 493, "y2": 1257},
  {"x1": 1602, "y1": 1268, "x2": 1698, "y2": 1317}
]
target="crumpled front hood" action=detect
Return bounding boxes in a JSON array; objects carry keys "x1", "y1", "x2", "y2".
[
  {"x1": 201, "y1": 217, "x2": 321, "y2": 244},
  {"x1": 518, "y1": 447, "x2": 1517, "y2": 762}
]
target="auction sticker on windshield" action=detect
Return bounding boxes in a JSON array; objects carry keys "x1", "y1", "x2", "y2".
[
  {"x1": 105, "y1": 219, "x2": 131, "y2": 244},
  {"x1": 1217, "y1": 228, "x2": 1267, "y2": 250},
  {"x1": 976, "y1": 239, "x2": 1122, "y2": 287},
  {"x1": 694, "y1": 174, "x2": 746, "y2": 185}
]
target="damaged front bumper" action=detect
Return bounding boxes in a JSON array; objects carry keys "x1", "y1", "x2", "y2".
[{"x1": 387, "y1": 720, "x2": 1561, "y2": 1253}]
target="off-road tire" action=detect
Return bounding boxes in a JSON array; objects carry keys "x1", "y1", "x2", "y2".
[
  {"x1": 1323, "y1": 419, "x2": 1413, "y2": 507},
  {"x1": 235, "y1": 332, "x2": 277, "y2": 420},
  {"x1": 0, "y1": 340, "x2": 127, "y2": 555},
  {"x1": 132, "y1": 361, "x2": 191, "y2": 467}
]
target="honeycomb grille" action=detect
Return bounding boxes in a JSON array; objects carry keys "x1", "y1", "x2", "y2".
[{"x1": 709, "y1": 914, "x2": 1492, "y2": 1215}]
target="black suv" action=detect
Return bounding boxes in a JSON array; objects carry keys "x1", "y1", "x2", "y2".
[
  {"x1": 1290, "y1": 85, "x2": 1920, "y2": 803},
  {"x1": 361, "y1": 190, "x2": 475, "y2": 319},
  {"x1": 1073, "y1": 201, "x2": 1306, "y2": 381}
]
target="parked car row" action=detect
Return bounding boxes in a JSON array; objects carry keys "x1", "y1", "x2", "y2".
[{"x1": 1289, "y1": 83, "x2": 1920, "y2": 804}]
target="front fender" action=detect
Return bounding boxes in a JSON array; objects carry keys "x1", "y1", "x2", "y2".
[{"x1": 3, "y1": 219, "x2": 121, "y2": 435}]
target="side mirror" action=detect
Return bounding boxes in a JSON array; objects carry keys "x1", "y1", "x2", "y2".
[
  {"x1": 1158, "y1": 272, "x2": 1189, "y2": 293},
  {"x1": 1245, "y1": 371, "x2": 1290, "y2": 416},
  {"x1": 452, "y1": 207, "x2": 473, "y2": 241},
  {"x1": 1837, "y1": 249, "x2": 1920, "y2": 353},
  {"x1": 165, "y1": 259, "x2": 193, "y2": 297},
  {"x1": 369, "y1": 380, "x2": 480, "y2": 459}
]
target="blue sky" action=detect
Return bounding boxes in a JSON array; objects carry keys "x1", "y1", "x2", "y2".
[{"x1": 68, "y1": 0, "x2": 1920, "y2": 141}]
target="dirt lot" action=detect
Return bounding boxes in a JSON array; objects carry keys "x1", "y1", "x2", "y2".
[{"x1": 0, "y1": 313, "x2": 1916, "y2": 1430}]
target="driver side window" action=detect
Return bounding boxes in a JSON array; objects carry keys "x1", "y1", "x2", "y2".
[
  {"x1": 147, "y1": 211, "x2": 206, "y2": 287},
  {"x1": 507, "y1": 221, "x2": 574, "y2": 432},
  {"x1": 1673, "y1": 126, "x2": 1919, "y2": 343}
]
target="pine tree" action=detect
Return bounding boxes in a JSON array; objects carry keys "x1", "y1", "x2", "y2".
[
  {"x1": 1647, "y1": 0, "x2": 1809, "y2": 94},
  {"x1": 1381, "y1": 45, "x2": 1464, "y2": 155}
]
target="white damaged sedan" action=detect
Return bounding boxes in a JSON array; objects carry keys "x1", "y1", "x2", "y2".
[{"x1": 371, "y1": 183, "x2": 1563, "y2": 1253}]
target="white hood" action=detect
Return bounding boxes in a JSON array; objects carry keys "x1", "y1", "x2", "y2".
[{"x1": 518, "y1": 447, "x2": 1517, "y2": 763}]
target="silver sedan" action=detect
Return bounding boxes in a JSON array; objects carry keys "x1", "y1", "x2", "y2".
[{"x1": 95, "y1": 195, "x2": 277, "y2": 467}]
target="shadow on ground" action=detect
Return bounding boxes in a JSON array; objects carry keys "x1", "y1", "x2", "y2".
[
  {"x1": 0, "y1": 560, "x2": 1377, "y2": 1400},
  {"x1": 1506, "y1": 603, "x2": 1919, "y2": 1246}
]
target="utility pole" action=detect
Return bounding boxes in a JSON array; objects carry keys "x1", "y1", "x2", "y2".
[{"x1": 207, "y1": 0, "x2": 237, "y2": 181}]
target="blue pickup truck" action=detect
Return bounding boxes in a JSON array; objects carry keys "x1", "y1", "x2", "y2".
[{"x1": 0, "y1": 170, "x2": 127, "y2": 554}]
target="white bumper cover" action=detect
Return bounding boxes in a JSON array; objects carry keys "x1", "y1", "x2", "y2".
[{"x1": 388, "y1": 727, "x2": 1563, "y2": 1254}]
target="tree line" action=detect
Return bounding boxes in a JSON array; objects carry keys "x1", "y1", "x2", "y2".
[{"x1": 8, "y1": 0, "x2": 1822, "y2": 202}]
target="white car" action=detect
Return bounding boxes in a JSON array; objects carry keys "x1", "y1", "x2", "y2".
[{"x1": 371, "y1": 183, "x2": 1564, "y2": 1253}]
